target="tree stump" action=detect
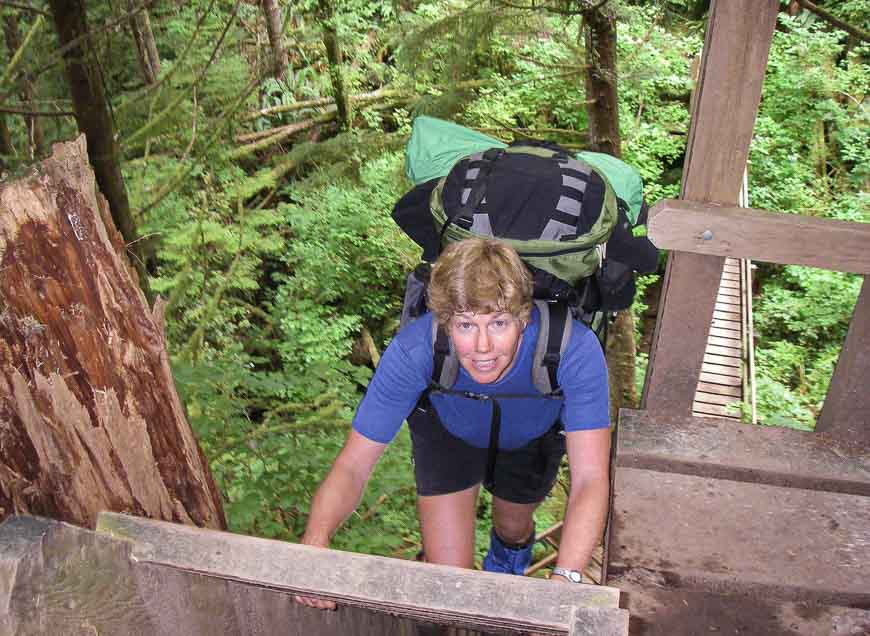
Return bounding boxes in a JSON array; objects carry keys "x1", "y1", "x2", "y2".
[{"x1": 0, "y1": 136, "x2": 225, "y2": 530}]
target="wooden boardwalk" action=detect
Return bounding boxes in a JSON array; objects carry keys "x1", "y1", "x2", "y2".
[{"x1": 692, "y1": 257, "x2": 753, "y2": 420}]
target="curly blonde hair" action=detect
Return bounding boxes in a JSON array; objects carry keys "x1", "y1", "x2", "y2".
[{"x1": 427, "y1": 238, "x2": 533, "y2": 326}]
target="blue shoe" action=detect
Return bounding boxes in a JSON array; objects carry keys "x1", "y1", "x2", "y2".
[{"x1": 482, "y1": 526, "x2": 534, "y2": 575}]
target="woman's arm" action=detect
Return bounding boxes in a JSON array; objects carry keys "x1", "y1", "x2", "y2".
[
  {"x1": 295, "y1": 428, "x2": 387, "y2": 609},
  {"x1": 301, "y1": 428, "x2": 388, "y2": 547},
  {"x1": 552, "y1": 427, "x2": 611, "y2": 580}
]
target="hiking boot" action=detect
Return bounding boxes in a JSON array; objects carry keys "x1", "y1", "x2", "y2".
[{"x1": 482, "y1": 526, "x2": 534, "y2": 575}]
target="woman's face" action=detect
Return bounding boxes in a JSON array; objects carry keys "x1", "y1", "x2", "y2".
[{"x1": 449, "y1": 311, "x2": 524, "y2": 384}]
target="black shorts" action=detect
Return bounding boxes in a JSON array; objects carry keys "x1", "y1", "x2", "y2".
[{"x1": 407, "y1": 399, "x2": 566, "y2": 504}]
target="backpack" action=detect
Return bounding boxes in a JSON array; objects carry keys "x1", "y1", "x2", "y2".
[{"x1": 393, "y1": 117, "x2": 658, "y2": 321}]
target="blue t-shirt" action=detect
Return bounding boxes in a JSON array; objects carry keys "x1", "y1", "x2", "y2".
[{"x1": 353, "y1": 305, "x2": 610, "y2": 450}]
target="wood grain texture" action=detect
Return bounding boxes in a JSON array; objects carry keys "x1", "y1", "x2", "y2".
[
  {"x1": 642, "y1": 0, "x2": 778, "y2": 415},
  {"x1": 817, "y1": 278, "x2": 870, "y2": 446},
  {"x1": 616, "y1": 410, "x2": 870, "y2": 496},
  {"x1": 0, "y1": 516, "x2": 478, "y2": 636},
  {"x1": 648, "y1": 199, "x2": 870, "y2": 274},
  {"x1": 96, "y1": 512, "x2": 626, "y2": 635},
  {"x1": 608, "y1": 467, "x2": 870, "y2": 606},
  {"x1": 0, "y1": 137, "x2": 224, "y2": 529}
]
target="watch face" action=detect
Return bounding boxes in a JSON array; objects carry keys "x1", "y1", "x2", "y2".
[{"x1": 568, "y1": 571, "x2": 582, "y2": 583}]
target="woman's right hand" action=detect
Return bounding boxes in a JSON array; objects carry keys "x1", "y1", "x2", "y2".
[{"x1": 293, "y1": 535, "x2": 337, "y2": 610}]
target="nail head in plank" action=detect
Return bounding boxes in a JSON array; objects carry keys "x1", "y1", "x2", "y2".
[{"x1": 608, "y1": 467, "x2": 870, "y2": 606}]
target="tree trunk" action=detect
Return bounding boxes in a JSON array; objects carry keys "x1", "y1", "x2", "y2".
[
  {"x1": 48, "y1": 0, "x2": 151, "y2": 296},
  {"x1": 0, "y1": 137, "x2": 226, "y2": 531},
  {"x1": 583, "y1": 6, "x2": 637, "y2": 420},
  {"x1": 261, "y1": 0, "x2": 288, "y2": 80},
  {"x1": 127, "y1": 0, "x2": 161, "y2": 84},
  {"x1": 3, "y1": 13, "x2": 46, "y2": 159},
  {"x1": 318, "y1": 0, "x2": 351, "y2": 131},
  {"x1": 0, "y1": 115, "x2": 13, "y2": 164}
]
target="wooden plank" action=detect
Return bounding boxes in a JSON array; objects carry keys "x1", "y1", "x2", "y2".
[
  {"x1": 704, "y1": 344, "x2": 741, "y2": 358},
  {"x1": 817, "y1": 277, "x2": 870, "y2": 446},
  {"x1": 699, "y1": 372, "x2": 741, "y2": 386},
  {"x1": 642, "y1": 253, "x2": 724, "y2": 416},
  {"x1": 713, "y1": 310, "x2": 742, "y2": 322},
  {"x1": 702, "y1": 363, "x2": 742, "y2": 377},
  {"x1": 692, "y1": 401, "x2": 738, "y2": 418},
  {"x1": 615, "y1": 410, "x2": 870, "y2": 496},
  {"x1": 643, "y1": 0, "x2": 778, "y2": 416},
  {"x1": 696, "y1": 381, "x2": 741, "y2": 396},
  {"x1": 0, "y1": 516, "x2": 436, "y2": 636},
  {"x1": 694, "y1": 391, "x2": 741, "y2": 407},
  {"x1": 96, "y1": 513, "x2": 626, "y2": 635},
  {"x1": 649, "y1": 199, "x2": 870, "y2": 274},
  {"x1": 603, "y1": 581, "x2": 870, "y2": 636},
  {"x1": 708, "y1": 326, "x2": 740, "y2": 340},
  {"x1": 607, "y1": 468, "x2": 870, "y2": 606},
  {"x1": 706, "y1": 333, "x2": 741, "y2": 347},
  {"x1": 701, "y1": 353, "x2": 741, "y2": 368},
  {"x1": 718, "y1": 279, "x2": 741, "y2": 291},
  {"x1": 720, "y1": 272, "x2": 741, "y2": 282},
  {"x1": 568, "y1": 606, "x2": 629, "y2": 636},
  {"x1": 710, "y1": 317, "x2": 741, "y2": 330}
]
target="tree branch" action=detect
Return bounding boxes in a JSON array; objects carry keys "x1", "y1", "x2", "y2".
[
  {"x1": 0, "y1": 105, "x2": 74, "y2": 116},
  {"x1": 794, "y1": 0, "x2": 870, "y2": 43},
  {"x1": 0, "y1": 1, "x2": 50, "y2": 16}
]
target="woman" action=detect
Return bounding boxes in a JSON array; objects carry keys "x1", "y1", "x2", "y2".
[{"x1": 296, "y1": 238, "x2": 610, "y2": 609}]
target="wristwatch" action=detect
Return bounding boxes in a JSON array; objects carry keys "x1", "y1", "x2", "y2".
[{"x1": 551, "y1": 567, "x2": 583, "y2": 583}]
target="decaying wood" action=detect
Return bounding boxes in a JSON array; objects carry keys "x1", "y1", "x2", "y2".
[
  {"x1": 0, "y1": 137, "x2": 225, "y2": 530},
  {"x1": 96, "y1": 512, "x2": 629, "y2": 635},
  {"x1": 648, "y1": 199, "x2": 870, "y2": 274}
]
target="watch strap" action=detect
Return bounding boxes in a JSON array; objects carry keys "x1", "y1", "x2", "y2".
[{"x1": 551, "y1": 567, "x2": 583, "y2": 583}]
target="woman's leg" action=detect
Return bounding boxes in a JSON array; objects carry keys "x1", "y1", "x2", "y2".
[
  {"x1": 417, "y1": 483, "x2": 480, "y2": 568},
  {"x1": 491, "y1": 496, "x2": 538, "y2": 544}
]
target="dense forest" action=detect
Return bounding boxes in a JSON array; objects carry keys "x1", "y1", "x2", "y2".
[{"x1": 0, "y1": 0, "x2": 867, "y2": 562}]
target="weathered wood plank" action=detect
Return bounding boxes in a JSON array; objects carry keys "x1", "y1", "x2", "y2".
[
  {"x1": 701, "y1": 353, "x2": 741, "y2": 368},
  {"x1": 642, "y1": 0, "x2": 778, "y2": 416},
  {"x1": 604, "y1": 581, "x2": 870, "y2": 636},
  {"x1": 96, "y1": 513, "x2": 625, "y2": 635},
  {"x1": 706, "y1": 335, "x2": 741, "y2": 349},
  {"x1": 694, "y1": 391, "x2": 740, "y2": 407},
  {"x1": 616, "y1": 410, "x2": 870, "y2": 496},
  {"x1": 703, "y1": 343, "x2": 742, "y2": 358},
  {"x1": 699, "y1": 372, "x2": 741, "y2": 387},
  {"x1": 608, "y1": 468, "x2": 870, "y2": 606},
  {"x1": 708, "y1": 326, "x2": 740, "y2": 340},
  {"x1": 568, "y1": 606, "x2": 629, "y2": 636},
  {"x1": 649, "y1": 199, "x2": 870, "y2": 274},
  {"x1": 696, "y1": 381, "x2": 741, "y2": 397},
  {"x1": 692, "y1": 402, "x2": 737, "y2": 418},
  {"x1": 817, "y1": 277, "x2": 870, "y2": 446},
  {"x1": 710, "y1": 317, "x2": 741, "y2": 330},
  {"x1": 0, "y1": 516, "x2": 436, "y2": 636}
]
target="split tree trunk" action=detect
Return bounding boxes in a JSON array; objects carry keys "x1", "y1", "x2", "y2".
[
  {"x1": 583, "y1": 6, "x2": 638, "y2": 420},
  {"x1": 48, "y1": 0, "x2": 151, "y2": 295},
  {"x1": 0, "y1": 137, "x2": 226, "y2": 531},
  {"x1": 261, "y1": 0, "x2": 288, "y2": 80},
  {"x1": 127, "y1": 0, "x2": 161, "y2": 84}
]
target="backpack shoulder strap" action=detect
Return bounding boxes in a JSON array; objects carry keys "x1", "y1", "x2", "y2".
[
  {"x1": 531, "y1": 300, "x2": 572, "y2": 396},
  {"x1": 431, "y1": 319, "x2": 459, "y2": 388}
]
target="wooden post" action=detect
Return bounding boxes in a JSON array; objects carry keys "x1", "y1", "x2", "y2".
[
  {"x1": 642, "y1": 0, "x2": 780, "y2": 416},
  {"x1": 0, "y1": 137, "x2": 225, "y2": 530},
  {"x1": 816, "y1": 278, "x2": 870, "y2": 446}
]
